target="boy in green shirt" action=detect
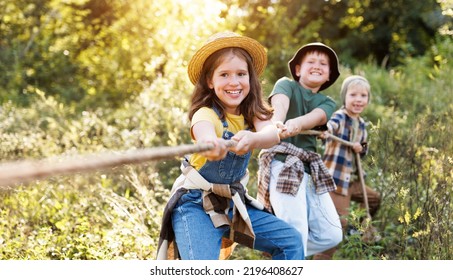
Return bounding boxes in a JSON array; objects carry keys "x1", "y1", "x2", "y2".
[{"x1": 258, "y1": 43, "x2": 342, "y2": 258}]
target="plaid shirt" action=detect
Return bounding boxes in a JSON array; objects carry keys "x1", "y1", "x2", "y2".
[
  {"x1": 323, "y1": 108, "x2": 368, "y2": 196},
  {"x1": 257, "y1": 142, "x2": 336, "y2": 213}
]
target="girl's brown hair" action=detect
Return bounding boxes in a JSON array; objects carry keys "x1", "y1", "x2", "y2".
[{"x1": 188, "y1": 47, "x2": 273, "y2": 130}]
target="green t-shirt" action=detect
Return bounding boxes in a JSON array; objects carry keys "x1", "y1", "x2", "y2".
[{"x1": 269, "y1": 77, "x2": 336, "y2": 170}]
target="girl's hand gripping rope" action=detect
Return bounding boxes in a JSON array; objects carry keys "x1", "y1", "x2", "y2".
[
  {"x1": 231, "y1": 122, "x2": 280, "y2": 153},
  {"x1": 230, "y1": 130, "x2": 255, "y2": 155},
  {"x1": 199, "y1": 138, "x2": 229, "y2": 161}
]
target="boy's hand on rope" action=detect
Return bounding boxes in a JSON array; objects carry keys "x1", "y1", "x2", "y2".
[
  {"x1": 274, "y1": 120, "x2": 290, "y2": 139},
  {"x1": 318, "y1": 130, "x2": 329, "y2": 140},
  {"x1": 274, "y1": 121, "x2": 285, "y2": 137},
  {"x1": 275, "y1": 119, "x2": 301, "y2": 139},
  {"x1": 352, "y1": 142, "x2": 363, "y2": 153}
]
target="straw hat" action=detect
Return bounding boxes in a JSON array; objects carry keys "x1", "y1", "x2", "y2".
[
  {"x1": 187, "y1": 31, "x2": 267, "y2": 85},
  {"x1": 288, "y1": 42, "x2": 340, "y2": 91}
]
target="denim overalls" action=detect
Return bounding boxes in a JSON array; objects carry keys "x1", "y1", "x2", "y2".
[
  {"x1": 197, "y1": 107, "x2": 251, "y2": 185},
  {"x1": 171, "y1": 107, "x2": 304, "y2": 260}
]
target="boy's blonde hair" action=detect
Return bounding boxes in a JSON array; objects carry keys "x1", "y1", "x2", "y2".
[{"x1": 340, "y1": 75, "x2": 371, "y2": 105}]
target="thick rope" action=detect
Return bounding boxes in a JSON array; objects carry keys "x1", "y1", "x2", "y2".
[
  {"x1": 0, "y1": 130, "x2": 354, "y2": 188},
  {"x1": 299, "y1": 129, "x2": 354, "y2": 147},
  {"x1": 0, "y1": 141, "x2": 236, "y2": 187}
]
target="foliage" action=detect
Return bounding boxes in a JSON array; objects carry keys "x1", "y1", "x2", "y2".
[
  {"x1": 0, "y1": 89, "x2": 175, "y2": 259},
  {"x1": 336, "y1": 0, "x2": 447, "y2": 67},
  {"x1": 0, "y1": 0, "x2": 228, "y2": 107},
  {"x1": 219, "y1": 0, "x2": 450, "y2": 75},
  {"x1": 2, "y1": 0, "x2": 451, "y2": 108},
  {"x1": 0, "y1": 170, "x2": 168, "y2": 259},
  {"x1": 0, "y1": 0, "x2": 452, "y2": 260}
]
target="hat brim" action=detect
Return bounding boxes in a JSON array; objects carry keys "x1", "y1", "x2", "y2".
[
  {"x1": 288, "y1": 43, "x2": 340, "y2": 91},
  {"x1": 188, "y1": 33, "x2": 267, "y2": 85}
]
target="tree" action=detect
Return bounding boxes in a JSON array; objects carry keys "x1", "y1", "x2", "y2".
[
  {"x1": 337, "y1": 0, "x2": 447, "y2": 67},
  {"x1": 218, "y1": 0, "x2": 448, "y2": 73},
  {"x1": 0, "y1": 0, "x2": 231, "y2": 108}
]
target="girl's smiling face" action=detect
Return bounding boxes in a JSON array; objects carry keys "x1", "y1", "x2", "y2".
[
  {"x1": 344, "y1": 84, "x2": 370, "y2": 118},
  {"x1": 208, "y1": 53, "x2": 250, "y2": 115}
]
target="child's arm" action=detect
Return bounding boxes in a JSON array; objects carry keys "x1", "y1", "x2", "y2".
[
  {"x1": 270, "y1": 94, "x2": 290, "y2": 123},
  {"x1": 231, "y1": 119, "x2": 280, "y2": 155},
  {"x1": 270, "y1": 94, "x2": 328, "y2": 139},
  {"x1": 271, "y1": 94, "x2": 327, "y2": 138},
  {"x1": 359, "y1": 127, "x2": 369, "y2": 157},
  {"x1": 192, "y1": 120, "x2": 228, "y2": 161},
  {"x1": 284, "y1": 108, "x2": 327, "y2": 135}
]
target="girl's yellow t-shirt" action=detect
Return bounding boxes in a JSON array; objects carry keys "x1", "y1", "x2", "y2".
[{"x1": 189, "y1": 107, "x2": 245, "y2": 170}]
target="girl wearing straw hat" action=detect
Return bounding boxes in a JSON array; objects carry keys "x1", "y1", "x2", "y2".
[{"x1": 157, "y1": 32, "x2": 304, "y2": 260}]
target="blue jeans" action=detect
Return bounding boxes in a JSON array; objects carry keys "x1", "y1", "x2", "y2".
[{"x1": 172, "y1": 189, "x2": 304, "y2": 260}]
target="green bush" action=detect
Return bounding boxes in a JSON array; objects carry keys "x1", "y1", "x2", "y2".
[{"x1": 0, "y1": 35, "x2": 451, "y2": 260}]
